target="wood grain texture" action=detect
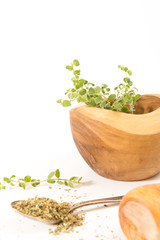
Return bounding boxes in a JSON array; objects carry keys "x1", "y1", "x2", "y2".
[
  {"x1": 70, "y1": 94, "x2": 160, "y2": 181},
  {"x1": 119, "y1": 184, "x2": 160, "y2": 240}
]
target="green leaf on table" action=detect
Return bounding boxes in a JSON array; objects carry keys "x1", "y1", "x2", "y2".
[
  {"x1": 78, "y1": 177, "x2": 82, "y2": 182},
  {"x1": 3, "y1": 177, "x2": 10, "y2": 183},
  {"x1": 19, "y1": 182, "x2": 26, "y2": 189},
  {"x1": 68, "y1": 181, "x2": 74, "y2": 188},
  {"x1": 47, "y1": 171, "x2": 55, "y2": 179},
  {"x1": 47, "y1": 179, "x2": 56, "y2": 184},
  {"x1": 24, "y1": 175, "x2": 31, "y2": 182},
  {"x1": 69, "y1": 176, "x2": 79, "y2": 182},
  {"x1": 31, "y1": 179, "x2": 40, "y2": 187},
  {"x1": 55, "y1": 169, "x2": 60, "y2": 178}
]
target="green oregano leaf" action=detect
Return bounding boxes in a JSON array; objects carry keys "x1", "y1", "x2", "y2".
[
  {"x1": 74, "y1": 70, "x2": 80, "y2": 75},
  {"x1": 95, "y1": 96, "x2": 103, "y2": 104},
  {"x1": 69, "y1": 176, "x2": 79, "y2": 182},
  {"x1": 78, "y1": 177, "x2": 82, "y2": 182},
  {"x1": 47, "y1": 179, "x2": 56, "y2": 184},
  {"x1": 31, "y1": 179, "x2": 40, "y2": 187},
  {"x1": 134, "y1": 94, "x2": 141, "y2": 101},
  {"x1": 47, "y1": 171, "x2": 55, "y2": 179},
  {"x1": 79, "y1": 88, "x2": 86, "y2": 96},
  {"x1": 62, "y1": 100, "x2": 71, "y2": 107},
  {"x1": 57, "y1": 180, "x2": 63, "y2": 184},
  {"x1": 19, "y1": 182, "x2": 26, "y2": 189},
  {"x1": 66, "y1": 65, "x2": 73, "y2": 71},
  {"x1": 73, "y1": 59, "x2": 80, "y2": 66},
  {"x1": 24, "y1": 175, "x2": 31, "y2": 182},
  {"x1": 95, "y1": 86, "x2": 101, "y2": 93},
  {"x1": 64, "y1": 181, "x2": 68, "y2": 186},
  {"x1": 88, "y1": 87, "x2": 95, "y2": 95},
  {"x1": 55, "y1": 169, "x2": 60, "y2": 178},
  {"x1": 108, "y1": 94, "x2": 116, "y2": 102},
  {"x1": 3, "y1": 177, "x2": 10, "y2": 183},
  {"x1": 68, "y1": 181, "x2": 74, "y2": 188},
  {"x1": 121, "y1": 106, "x2": 128, "y2": 112},
  {"x1": 10, "y1": 175, "x2": 16, "y2": 179}
]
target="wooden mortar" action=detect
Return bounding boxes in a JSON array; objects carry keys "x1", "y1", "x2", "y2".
[
  {"x1": 70, "y1": 94, "x2": 160, "y2": 181},
  {"x1": 119, "y1": 183, "x2": 160, "y2": 240}
]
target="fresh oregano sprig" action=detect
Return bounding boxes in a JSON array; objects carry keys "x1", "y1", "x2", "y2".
[
  {"x1": 0, "y1": 169, "x2": 83, "y2": 190},
  {"x1": 57, "y1": 60, "x2": 141, "y2": 113}
]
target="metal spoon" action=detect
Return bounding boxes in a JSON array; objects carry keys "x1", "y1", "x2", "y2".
[{"x1": 11, "y1": 195, "x2": 123, "y2": 224}]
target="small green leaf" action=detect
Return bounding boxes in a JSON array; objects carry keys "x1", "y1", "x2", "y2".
[
  {"x1": 66, "y1": 65, "x2": 73, "y2": 71},
  {"x1": 78, "y1": 177, "x2": 82, "y2": 182},
  {"x1": 55, "y1": 169, "x2": 60, "y2": 178},
  {"x1": 71, "y1": 88, "x2": 76, "y2": 92},
  {"x1": 135, "y1": 94, "x2": 141, "y2": 101},
  {"x1": 3, "y1": 177, "x2": 10, "y2": 183},
  {"x1": 68, "y1": 92, "x2": 78, "y2": 99},
  {"x1": 18, "y1": 178, "x2": 25, "y2": 181},
  {"x1": 100, "y1": 100, "x2": 106, "y2": 108},
  {"x1": 88, "y1": 98, "x2": 96, "y2": 106},
  {"x1": 2, "y1": 186, "x2": 6, "y2": 190},
  {"x1": 64, "y1": 181, "x2": 68, "y2": 186},
  {"x1": 95, "y1": 96, "x2": 103, "y2": 104},
  {"x1": 31, "y1": 179, "x2": 40, "y2": 187},
  {"x1": 88, "y1": 87, "x2": 95, "y2": 95},
  {"x1": 121, "y1": 106, "x2": 128, "y2": 112},
  {"x1": 10, "y1": 182, "x2": 15, "y2": 186},
  {"x1": 79, "y1": 88, "x2": 86, "y2": 96},
  {"x1": 68, "y1": 181, "x2": 74, "y2": 188},
  {"x1": 56, "y1": 99, "x2": 62, "y2": 103},
  {"x1": 69, "y1": 176, "x2": 79, "y2": 182},
  {"x1": 124, "y1": 67, "x2": 128, "y2": 72},
  {"x1": 74, "y1": 70, "x2": 80, "y2": 75},
  {"x1": 57, "y1": 180, "x2": 63, "y2": 184},
  {"x1": 19, "y1": 182, "x2": 26, "y2": 189},
  {"x1": 47, "y1": 171, "x2": 55, "y2": 179},
  {"x1": 73, "y1": 59, "x2": 80, "y2": 66},
  {"x1": 77, "y1": 96, "x2": 82, "y2": 103},
  {"x1": 10, "y1": 175, "x2": 16, "y2": 179},
  {"x1": 95, "y1": 86, "x2": 101, "y2": 93},
  {"x1": 47, "y1": 179, "x2": 56, "y2": 184},
  {"x1": 108, "y1": 94, "x2": 116, "y2": 102},
  {"x1": 106, "y1": 88, "x2": 110, "y2": 92},
  {"x1": 121, "y1": 66, "x2": 125, "y2": 71},
  {"x1": 62, "y1": 100, "x2": 71, "y2": 107},
  {"x1": 123, "y1": 77, "x2": 131, "y2": 84},
  {"x1": 75, "y1": 84, "x2": 81, "y2": 89},
  {"x1": 127, "y1": 70, "x2": 132, "y2": 76},
  {"x1": 101, "y1": 84, "x2": 108, "y2": 88},
  {"x1": 24, "y1": 175, "x2": 31, "y2": 182}
]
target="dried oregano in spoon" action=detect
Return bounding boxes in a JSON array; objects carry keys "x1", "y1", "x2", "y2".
[
  {"x1": 0, "y1": 169, "x2": 82, "y2": 190},
  {"x1": 57, "y1": 60, "x2": 141, "y2": 113},
  {"x1": 12, "y1": 197, "x2": 84, "y2": 235}
]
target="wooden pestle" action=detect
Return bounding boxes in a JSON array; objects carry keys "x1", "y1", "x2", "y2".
[{"x1": 119, "y1": 184, "x2": 160, "y2": 240}]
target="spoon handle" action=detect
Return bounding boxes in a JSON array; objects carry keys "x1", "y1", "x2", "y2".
[{"x1": 69, "y1": 195, "x2": 123, "y2": 213}]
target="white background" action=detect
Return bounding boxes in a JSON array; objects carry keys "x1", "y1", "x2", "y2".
[{"x1": 0, "y1": 1, "x2": 160, "y2": 240}]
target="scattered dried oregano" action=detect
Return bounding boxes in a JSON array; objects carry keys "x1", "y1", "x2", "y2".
[{"x1": 12, "y1": 196, "x2": 85, "y2": 235}]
